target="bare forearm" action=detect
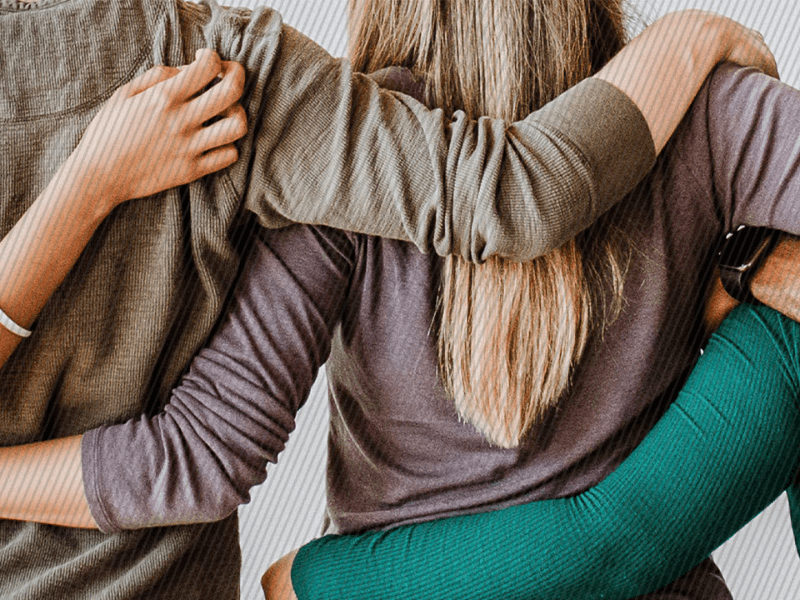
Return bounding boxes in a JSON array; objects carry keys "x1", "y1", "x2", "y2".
[
  {"x1": 0, "y1": 162, "x2": 112, "y2": 365},
  {"x1": 751, "y1": 235, "x2": 800, "y2": 321},
  {"x1": 596, "y1": 11, "x2": 776, "y2": 153},
  {"x1": 0, "y1": 435, "x2": 96, "y2": 528}
]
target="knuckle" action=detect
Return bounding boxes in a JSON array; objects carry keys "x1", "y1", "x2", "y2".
[
  {"x1": 222, "y1": 145, "x2": 239, "y2": 165},
  {"x1": 229, "y1": 61, "x2": 246, "y2": 89},
  {"x1": 202, "y1": 48, "x2": 222, "y2": 63},
  {"x1": 198, "y1": 49, "x2": 222, "y2": 76},
  {"x1": 221, "y1": 61, "x2": 246, "y2": 97},
  {"x1": 234, "y1": 116, "x2": 248, "y2": 139},
  {"x1": 149, "y1": 65, "x2": 173, "y2": 80},
  {"x1": 153, "y1": 87, "x2": 176, "y2": 109},
  {"x1": 217, "y1": 78, "x2": 240, "y2": 104}
]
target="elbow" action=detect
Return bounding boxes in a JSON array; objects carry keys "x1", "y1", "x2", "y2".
[{"x1": 144, "y1": 469, "x2": 261, "y2": 527}]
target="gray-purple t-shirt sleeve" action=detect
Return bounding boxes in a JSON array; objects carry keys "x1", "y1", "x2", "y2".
[
  {"x1": 699, "y1": 63, "x2": 800, "y2": 232},
  {"x1": 82, "y1": 226, "x2": 355, "y2": 533}
]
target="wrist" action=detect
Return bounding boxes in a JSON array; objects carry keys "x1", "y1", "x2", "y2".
[
  {"x1": 698, "y1": 12, "x2": 734, "y2": 69},
  {"x1": 662, "y1": 11, "x2": 725, "y2": 81},
  {"x1": 718, "y1": 227, "x2": 776, "y2": 305},
  {"x1": 55, "y1": 154, "x2": 122, "y2": 224},
  {"x1": 750, "y1": 235, "x2": 800, "y2": 322}
]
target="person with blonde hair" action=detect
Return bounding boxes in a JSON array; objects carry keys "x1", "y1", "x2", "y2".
[
  {"x1": 259, "y1": 1, "x2": 800, "y2": 597},
  {"x1": 2, "y1": 0, "x2": 737, "y2": 596},
  {"x1": 0, "y1": 1, "x2": 790, "y2": 599}
]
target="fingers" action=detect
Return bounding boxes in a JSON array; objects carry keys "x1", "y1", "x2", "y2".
[
  {"x1": 194, "y1": 144, "x2": 240, "y2": 178},
  {"x1": 189, "y1": 103, "x2": 247, "y2": 177},
  {"x1": 759, "y1": 50, "x2": 779, "y2": 80},
  {"x1": 104, "y1": 50, "x2": 246, "y2": 188},
  {"x1": 740, "y1": 30, "x2": 778, "y2": 78},
  {"x1": 192, "y1": 103, "x2": 248, "y2": 153},
  {"x1": 121, "y1": 50, "x2": 244, "y2": 130},
  {"x1": 188, "y1": 60, "x2": 246, "y2": 124},
  {"x1": 752, "y1": 34, "x2": 779, "y2": 79},
  {"x1": 116, "y1": 48, "x2": 221, "y2": 102},
  {"x1": 165, "y1": 48, "x2": 225, "y2": 103},
  {"x1": 118, "y1": 64, "x2": 181, "y2": 98},
  {"x1": 725, "y1": 25, "x2": 780, "y2": 80}
]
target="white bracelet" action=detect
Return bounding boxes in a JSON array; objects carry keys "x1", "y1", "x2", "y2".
[{"x1": 0, "y1": 307, "x2": 32, "y2": 338}]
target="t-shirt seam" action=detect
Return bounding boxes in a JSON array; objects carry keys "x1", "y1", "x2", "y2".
[{"x1": 88, "y1": 428, "x2": 120, "y2": 533}]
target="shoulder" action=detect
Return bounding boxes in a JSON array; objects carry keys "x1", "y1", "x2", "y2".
[
  {"x1": 177, "y1": 0, "x2": 283, "y2": 45},
  {"x1": 176, "y1": 0, "x2": 286, "y2": 84}
]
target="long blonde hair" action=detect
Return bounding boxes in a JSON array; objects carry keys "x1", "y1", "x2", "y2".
[{"x1": 349, "y1": 0, "x2": 629, "y2": 447}]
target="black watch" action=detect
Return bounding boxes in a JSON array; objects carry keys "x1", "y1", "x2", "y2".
[{"x1": 717, "y1": 226, "x2": 777, "y2": 304}]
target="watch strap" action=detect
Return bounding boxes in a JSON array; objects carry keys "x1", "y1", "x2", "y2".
[{"x1": 718, "y1": 227, "x2": 777, "y2": 304}]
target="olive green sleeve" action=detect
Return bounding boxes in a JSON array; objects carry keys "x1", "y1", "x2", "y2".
[{"x1": 240, "y1": 23, "x2": 655, "y2": 262}]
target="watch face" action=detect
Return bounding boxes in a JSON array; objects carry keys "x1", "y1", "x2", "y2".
[{"x1": 718, "y1": 226, "x2": 776, "y2": 271}]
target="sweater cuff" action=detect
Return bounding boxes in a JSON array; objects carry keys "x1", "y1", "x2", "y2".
[
  {"x1": 536, "y1": 77, "x2": 657, "y2": 216},
  {"x1": 81, "y1": 427, "x2": 120, "y2": 534}
]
